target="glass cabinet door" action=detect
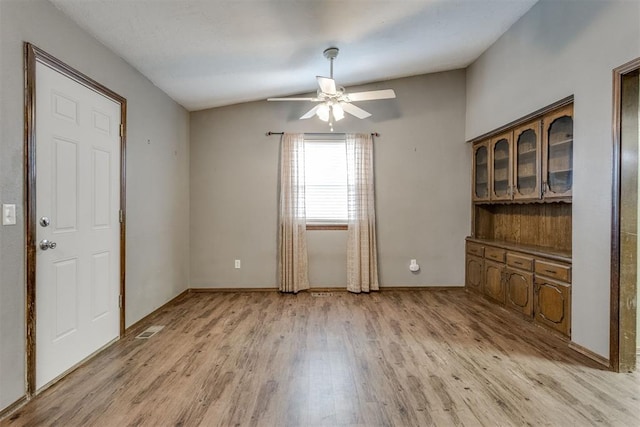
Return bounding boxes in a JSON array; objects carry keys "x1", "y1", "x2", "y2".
[
  {"x1": 473, "y1": 142, "x2": 489, "y2": 201},
  {"x1": 543, "y1": 105, "x2": 573, "y2": 199},
  {"x1": 491, "y1": 133, "x2": 512, "y2": 200},
  {"x1": 513, "y1": 121, "x2": 541, "y2": 200}
]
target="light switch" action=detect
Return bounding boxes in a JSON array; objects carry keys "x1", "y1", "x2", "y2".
[{"x1": 2, "y1": 204, "x2": 16, "y2": 225}]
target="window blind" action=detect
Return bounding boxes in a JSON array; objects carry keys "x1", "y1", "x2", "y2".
[{"x1": 304, "y1": 139, "x2": 348, "y2": 224}]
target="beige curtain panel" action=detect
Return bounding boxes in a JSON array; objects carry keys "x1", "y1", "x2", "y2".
[
  {"x1": 346, "y1": 133, "x2": 380, "y2": 293},
  {"x1": 278, "y1": 133, "x2": 310, "y2": 293}
]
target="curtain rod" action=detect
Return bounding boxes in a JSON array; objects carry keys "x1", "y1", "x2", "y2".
[{"x1": 266, "y1": 131, "x2": 380, "y2": 137}]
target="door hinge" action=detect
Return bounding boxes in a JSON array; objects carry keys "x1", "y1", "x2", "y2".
[
  {"x1": 119, "y1": 210, "x2": 124, "y2": 223},
  {"x1": 119, "y1": 123, "x2": 124, "y2": 137},
  {"x1": 119, "y1": 294, "x2": 123, "y2": 308}
]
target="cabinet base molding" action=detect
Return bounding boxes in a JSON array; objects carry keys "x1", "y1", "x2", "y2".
[{"x1": 568, "y1": 342, "x2": 610, "y2": 369}]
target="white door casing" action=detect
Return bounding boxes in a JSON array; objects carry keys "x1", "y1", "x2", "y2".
[{"x1": 35, "y1": 61, "x2": 121, "y2": 390}]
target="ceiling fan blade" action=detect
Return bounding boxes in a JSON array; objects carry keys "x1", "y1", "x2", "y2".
[
  {"x1": 300, "y1": 105, "x2": 322, "y2": 119},
  {"x1": 346, "y1": 89, "x2": 396, "y2": 102},
  {"x1": 317, "y1": 76, "x2": 337, "y2": 95},
  {"x1": 342, "y1": 102, "x2": 372, "y2": 119},
  {"x1": 267, "y1": 97, "x2": 319, "y2": 101}
]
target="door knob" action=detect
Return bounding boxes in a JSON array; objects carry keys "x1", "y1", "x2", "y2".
[
  {"x1": 39, "y1": 216, "x2": 50, "y2": 227},
  {"x1": 39, "y1": 239, "x2": 57, "y2": 250}
]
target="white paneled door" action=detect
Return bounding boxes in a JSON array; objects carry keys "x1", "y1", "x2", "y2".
[{"x1": 35, "y1": 62, "x2": 121, "y2": 390}]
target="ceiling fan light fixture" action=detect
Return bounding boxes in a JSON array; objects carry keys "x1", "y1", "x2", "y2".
[
  {"x1": 332, "y1": 103, "x2": 344, "y2": 121},
  {"x1": 317, "y1": 103, "x2": 330, "y2": 122}
]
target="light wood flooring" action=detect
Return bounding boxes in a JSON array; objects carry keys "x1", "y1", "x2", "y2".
[{"x1": 3, "y1": 289, "x2": 639, "y2": 426}]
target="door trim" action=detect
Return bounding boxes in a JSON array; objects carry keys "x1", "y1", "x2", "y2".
[
  {"x1": 23, "y1": 43, "x2": 127, "y2": 395},
  {"x1": 610, "y1": 56, "x2": 640, "y2": 372}
]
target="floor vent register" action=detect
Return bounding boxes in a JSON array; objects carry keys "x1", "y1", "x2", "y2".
[{"x1": 135, "y1": 325, "x2": 165, "y2": 340}]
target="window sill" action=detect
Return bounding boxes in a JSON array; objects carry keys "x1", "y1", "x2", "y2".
[{"x1": 306, "y1": 224, "x2": 348, "y2": 231}]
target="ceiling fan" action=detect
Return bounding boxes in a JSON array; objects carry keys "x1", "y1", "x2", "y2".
[{"x1": 267, "y1": 47, "x2": 396, "y2": 126}]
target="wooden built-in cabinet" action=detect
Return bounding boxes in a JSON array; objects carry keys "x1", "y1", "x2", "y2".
[
  {"x1": 472, "y1": 103, "x2": 573, "y2": 203},
  {"x1": 465, "y1": 239, "x2": 571, "y2": 337},
  {"x1": 466, "y1": 98, "x2": 573, "y2": 339}
]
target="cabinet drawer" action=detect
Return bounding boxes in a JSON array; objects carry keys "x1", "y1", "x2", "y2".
[
  {"x1": 506, "y1": 253, "x2": 533, "y2": 271},
  {"x1": 466, "y1": 242, "x2": 484, "y2": 257},
  {"x1": 485, "y1": 247, "x2": 506, "y2": 263},
  {"x1": 535, "y1": 260, "x2": 571, "y2": 282}
]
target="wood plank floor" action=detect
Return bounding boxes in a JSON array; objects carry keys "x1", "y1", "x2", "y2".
[{"x1": 3, "y1": 289, "x2": 639, "y2": 426}]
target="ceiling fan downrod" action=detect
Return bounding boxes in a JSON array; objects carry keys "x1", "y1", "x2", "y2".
[{"x1": 323, "y1": 47, "x2": 339, "y2": 79}]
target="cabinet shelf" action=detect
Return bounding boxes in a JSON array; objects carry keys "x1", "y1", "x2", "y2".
[
  {"x1": 549, "y1": 138, "x2": 572, "y2": 148},
  {"x1": 549, "y1": 169, "x2": 572, "y2": 175},
  {"x1": 518, "y1": 149, "x2": 537, "y2": 157},
  {"x1": 494, "y1": 156, "x2": 510, "y2": 163},
  {"x1": 517, "y1": 174, "x2": 537, "y2": 180}
]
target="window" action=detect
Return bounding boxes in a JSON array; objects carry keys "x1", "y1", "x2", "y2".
[{"x1": 304, "y1": 138, "x2": 348, "y2": 227}]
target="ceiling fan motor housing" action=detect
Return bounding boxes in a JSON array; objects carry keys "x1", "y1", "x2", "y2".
[{"x1": 323, "y1": 47, "x2": 339, "y2": 60}]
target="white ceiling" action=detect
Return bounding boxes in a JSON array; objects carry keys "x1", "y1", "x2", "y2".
[{"x1": 49, "y1": 0, "x2": 538, "y2": 111}]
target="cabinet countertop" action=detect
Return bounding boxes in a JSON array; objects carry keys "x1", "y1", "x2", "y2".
[{"x1": 466, "y1": 237, "x2": 571, "y2": 264}]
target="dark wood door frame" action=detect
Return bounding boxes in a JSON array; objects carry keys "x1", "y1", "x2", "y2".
[
  {"x1": 610, "y1": 57, "x2": 640, "y2": 373},
  {"x1": 24, "y1": 43, "x2": 127, "y2": 395}
]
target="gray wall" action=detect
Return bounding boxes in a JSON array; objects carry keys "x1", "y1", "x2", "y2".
[
  {"x1": 0, "y1": 0, "x2": 190, "y2": 411},
  {"x1": 190, "y1": 71, "x2": 470, "y2": 288},
  {"x1": 466, "y1": 0, "x2": 640, "y2": 358}
]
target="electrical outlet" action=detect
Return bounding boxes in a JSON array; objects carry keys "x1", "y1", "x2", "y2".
[{"x1": 234, "y1": 259, "x2": 241, "y2": 269}]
